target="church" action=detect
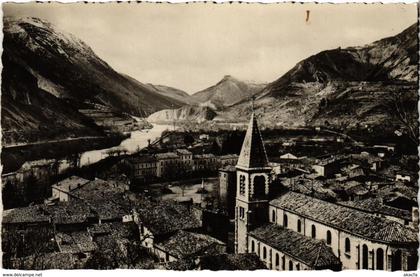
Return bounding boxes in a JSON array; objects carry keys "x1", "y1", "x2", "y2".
[{"x1": 234, "y1": 112, "x2": 418, "y2": 271}]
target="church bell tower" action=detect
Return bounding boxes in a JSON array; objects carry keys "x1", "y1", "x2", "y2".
[{"x1": 235, "y1": 112, "x2": 271, "y2": 254}]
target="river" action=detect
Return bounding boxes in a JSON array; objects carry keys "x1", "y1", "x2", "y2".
[{"x1": 79, "y1": 123, "x2": 173, "y2": 166}]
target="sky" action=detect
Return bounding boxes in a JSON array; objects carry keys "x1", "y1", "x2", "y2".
[{"x1": 3, "y1": 3, "x2": 418, "y2": 93}]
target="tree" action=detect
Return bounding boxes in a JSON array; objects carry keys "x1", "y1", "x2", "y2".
[{"x1": 386, "y1": 91, "x2": 418, "y2": 145}]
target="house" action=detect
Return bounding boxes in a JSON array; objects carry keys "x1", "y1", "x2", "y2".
[
  {"x1": 311, "y1": 158, "x2": 341, "y2": 177},
  {"x1": 125, "y1": 155, "x2": 157, "y2": 179},
  {"x1": 176, "y1": 149, "x2": 193, "y2": 168},
  {"x1": 155, "y1": 152, "x2": 180, "y2": 177},
  {"x1": 51, "y1": 176, "x2": 91, "y2": 202},
  {"x1": 154, "y1": 230, "x2": 226, "y2": 263},
  {"x1": 133, "y1": 199, "x2": 202, "y2": 251},
  {"x1": 193, "y1": 154, "x2": 218, "y2": 171},
  {"x1": 217, "y1": 154, "x2": 239, "y2": 167}
]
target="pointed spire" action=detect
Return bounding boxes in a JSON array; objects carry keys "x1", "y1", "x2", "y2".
[{"x1": 236, "y1": 112, "x2": 269, "y2": 169}]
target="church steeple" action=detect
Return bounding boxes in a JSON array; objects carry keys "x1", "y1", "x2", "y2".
[
  {"x1": 235, "y1": 109, "x2": 272, "y2": 254},
  {"x1": 237, "y1": 112, "x2": 269, "y2": 170}
]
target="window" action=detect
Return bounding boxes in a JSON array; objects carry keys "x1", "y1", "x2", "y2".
[
  {"x1": 377, "y1": 248, "x2": 384, "y2": 270},
  {"x1": 289, "y1": 260, "x2": 293, "y2": 270},
  {"x1": 362, "y1": 244, "x2": 368, "y2": 269},
  {"x1": 253, "y1": 175, "x2": 266, "y2": 199},
  {"x1": 272, "y1": 210, "x2": 276, "y2": 222},
  {"x1": 239, "y1": 175, "x2": 246, "y2": 195},
  {"x1": 263, "y1": 247, "x2": 267, "y2": 260},
  {"x1": 165, "y1": 252, "x2": 170, "y2": 262},
  {"x1": 296, "y1": 264, "x2": 300, "y2": 271},
  {"x1": 283, "y1": 214, "x2": 288, "y2": 227},
  {"x1": 311, "y1": 225, "x2": 316, "y2": 238},
  {"x1": 251, "y1": 240, "x2": 255, "y2": 253},
  {"x1": 282, "y1": 256, "x2": 285, "y2": 270},
  {"x1": 326, "y1": 230, "x2": 332, "y2": 245},
  {"x1": 345, "y1": 238, "x2": 351, "y2": 253},
  {"x1": 275, "y1": 253, "x2": 280, "y2": 267},
  {"x1": 297, "y1": 219, "x2": 301, "y2": 233},
  {"x1": 239, "y1": 207, "x2": 245, "y2": 219}
]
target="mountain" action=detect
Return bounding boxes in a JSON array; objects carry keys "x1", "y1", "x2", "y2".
[
  {"x1": 147, "y1": 105, "x2": 217, "y2": 123},
  {"x1": 120, "y1": 74, "x2": 196, "y2": 105},
  {"x1": 223, "y1": 23, "x2": 418, "y2": 130},
  {"x1": 191, "y1": 75, "x2": 265, "y2": 109},
  {"x1": 2, "y1": 17, "x2": 184, "y2": 144}
]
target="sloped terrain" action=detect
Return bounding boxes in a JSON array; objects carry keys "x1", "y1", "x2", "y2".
[
  {"x1": 191, "y1": 75, "x2": 265, "y2": 109},
  {"x1": 223, "y1": 23, "x2": 418, "y2": 130},
  {"x1": 2, "y1": 17, "x2": 184, "y2": 143}
]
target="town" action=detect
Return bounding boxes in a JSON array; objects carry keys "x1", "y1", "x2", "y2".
[{"x1": 2, "y1": 110, "x2": 418, "y2": 270}]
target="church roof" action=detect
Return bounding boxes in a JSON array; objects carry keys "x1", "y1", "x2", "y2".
[
  {"x1": 249, "y1": 224, "x2": 341, "y2": 269},
  {"x1": 237, "y1": 113, "x2": 269, "y2": 169},
  {"x1": 270, "y1": 192, "x2": 418, "y2": 244}
]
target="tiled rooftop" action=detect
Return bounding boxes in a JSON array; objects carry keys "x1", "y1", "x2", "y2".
[
  {"x1": 155, "y1": 230, "x2": 225, "y2": 259},
  {"x1": 270, "y1": 192, "x2": 418, "y2": 244},
  {"x1": 249, "y1": 224, "x2": 341, "y2": 269},
  {"x1": 338, "y1": 198, "x2": 412, "y2": 221},
  {"x1": 135, "y1": 199, "x2": 201, "y2": 236},
  {"x1": 199, "y1": 253, "x2": 267, "y2": 270}
]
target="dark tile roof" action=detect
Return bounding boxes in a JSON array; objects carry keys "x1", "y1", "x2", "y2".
[
  {"x1": 88, "y1": 222, "x2": 138, "y2": 239},
  {"x1": 237, "y1": 113, "x2": 269, "y2": 169},
  {"x1": 3, "y1": 205, "x2": 51, "y2": 224},
  {"x1": 249, "y1": 224, "x2": 341, "y2": 269},
  {"x1": 270, "y1": 192, "x2": 418, "y2": 244},
  {"x1": 199, "y1": 253, "x2": 267, "y2": 270},
  {"x1": 9, "y1": 252, "x2": 83, "y2": 270},
  {"x1": 338, "y1": 198, "x2": 412, "y2": 221},
  {"x1": 155, "y1": 230, "x2": 225, "y2": 259},
  {"x1": 165, "y1": 253, "x2": 267, "y2": 271},
  {"x1": 135, "y1": 200, "x2": 201, "y2": 236},
  {"x1": 55, "y1": 231, "x2": 96, "y2": 253}
]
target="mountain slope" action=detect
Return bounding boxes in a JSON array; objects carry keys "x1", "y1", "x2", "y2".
[
  {"x1": 147, "y1": 105, "x2": 217, "y2": 123},
  {"x1": 191, "y1": 75, "x2": 265, "y2": 109},
  {"x1": 223, "y1": 23, "x2": 418, "y2": 130},
  {"x1": 2, "y1": 17, "x2": 184, "y2": 143},
  {"x1": 143, "y1": 84, "x2": 197, "y2": 105}
]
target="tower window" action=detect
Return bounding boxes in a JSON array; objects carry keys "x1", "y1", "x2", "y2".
[
  {"x1": 239, "y1": 175, "x2": 246, "y2": 195},
  {"x1": 297, "y1": 219, "x2": 301, "y2": 233},
  {"x1": 263, "y1": 247, "x2": 267, "y2": 260},
  {"x1": 275, "y1": 253, "x2": 279, "y2": 267},
  {"x1": 253, "y1": 175, "x2": 266, "y2": 199},
  {"x1": 272, "y1": 210, "x2": 276, "y2": 222},
  {"x1": 251, "y1": 240, "x2": 255, "y2": 253},
  {"x1": 289, "y1": 260, "x2": 293, "y2": 270}
]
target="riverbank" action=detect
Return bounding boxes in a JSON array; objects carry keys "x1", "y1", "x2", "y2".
[{"x1": 1, "y1": 134, "x2": 128, "y2": 174}]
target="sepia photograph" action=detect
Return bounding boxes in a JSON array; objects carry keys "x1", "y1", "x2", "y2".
[{"x1": 1, "y1": 2, "x2": 418, "y2": 272}]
